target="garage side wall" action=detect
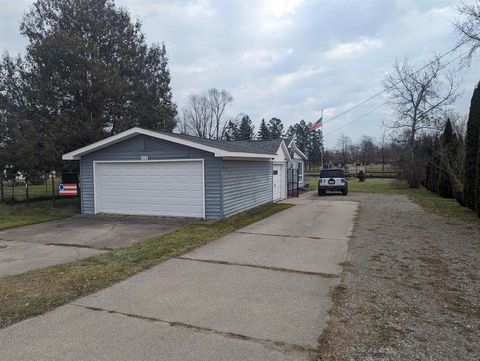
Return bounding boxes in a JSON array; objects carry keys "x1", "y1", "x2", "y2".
[
  {"x1": 79, "y1": 135, "x2": 222, "y2": 219},
  {"x1": 221, "y1": 160, "x2": 273, "y2": 218}
]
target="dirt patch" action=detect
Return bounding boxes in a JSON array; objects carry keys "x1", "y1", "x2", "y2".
[{"x1": 315, "y1": 193, "x2": 480, "y2": 360}]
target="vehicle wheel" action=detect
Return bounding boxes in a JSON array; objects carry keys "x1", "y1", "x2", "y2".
[
  {"x1": 342, "y1": 190, "x2": 348, "y2": 196},
  {"x1": 318, "y1": 189, "x2": 322, "y2": 196}
]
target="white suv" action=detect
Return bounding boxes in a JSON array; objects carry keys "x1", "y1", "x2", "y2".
[{"x1": 318, "y1": 169, "x2": 348, "y2": 196}]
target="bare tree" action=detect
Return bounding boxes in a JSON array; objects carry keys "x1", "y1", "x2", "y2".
[
  {"x1": 383, "y1": 57, "x2": 459, "y2": 187},
  {"x1": 379, "y1": 120, "x2": 387, "y2": 171},
  {"x1": 177, "y1": 88, "x2": 233, "y2": 139},
  {"x1": 180, "y1": 93, "x2": 214, "y2": 138},
  {"x1": 208, "y1": 88, "x2": 233, "y2": 139},
  {"x1": 176, "y1": 113, "x2": 189, "y2": 135},
  {"x1": 358, "y1": 135, "x2": 377, "y2": 165},
  {"x1": 454, "y1": 1, "x2": 480, "y2": 62},
  {"x1": 336, "y1": 133, "x2": 352, "y2": 169}
]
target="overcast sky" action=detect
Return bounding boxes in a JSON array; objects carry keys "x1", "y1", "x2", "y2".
[{"x1": 1, "y1": 0, "x2": 479, "y2": 148}]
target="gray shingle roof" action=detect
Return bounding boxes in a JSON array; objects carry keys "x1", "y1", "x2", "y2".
[{"x1": 162, "y1": 132, "x2": 283, "y2": 155}]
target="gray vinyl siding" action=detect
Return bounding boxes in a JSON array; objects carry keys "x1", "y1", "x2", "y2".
[
  {"x1": 222, "y1": 160, "x2": 273, "y2": 218},
  {"x1": 79, "y1": 134, "x2": 222, "y2": 219}
]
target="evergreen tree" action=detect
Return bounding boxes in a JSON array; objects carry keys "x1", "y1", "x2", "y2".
[
  {"x1": 424, "y1": 137, "x2": 436, "y2": 191},
  {"x1": 224, "y1": 120, "x2": 240, "y2": 141},
  {"x1": 286, "y1": 120, "x2": 323, "y2": 164},
  {"x1": 257, "y1": 118, "x2": 270, "y2": 140},
  {"x1": 437, "y1": 119, "x2": 455, "y2": 198},
  {"x1": 477, "y1": 142, "x2": 480, "y2": 216},
  {"x1": 0, "y1": 0, "x2": 177, "y2": 171},
  {"x1": 268, "y1": 117, "x2": 284, "y2": 139},
  {"x1": 238, "y1": 115, "x2": 255, "y2": 140},
  {"x1": 140, "y1": 43, "x2": 177, "y2": 132},
  {"x1": 464, "y1": 82, "x2": 480, "y2": 210},
  {"x1": 429, "y1": 137, "x2": 440, "y2": 193},
  {"x1": 425, "y1": 161, "x2": 432, "y2": 190},
  {"x1": 286, "y1": 120, "x2": 309, "y2": 153}
]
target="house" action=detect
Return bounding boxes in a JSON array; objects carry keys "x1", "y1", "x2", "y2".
[
  {"x1": 284, "y1": 138, "x2": 308, "y2": 187},
  {"x1": 62, "y1": 127, "x2": 291, "y2": 220}
]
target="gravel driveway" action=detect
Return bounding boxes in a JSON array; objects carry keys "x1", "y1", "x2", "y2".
[{"x1": 316, "y1": 192, "x2": 480, "y2": 360}]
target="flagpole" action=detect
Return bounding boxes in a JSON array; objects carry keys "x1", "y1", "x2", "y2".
[{"x1": 320, "y1": 109, "x2": 324, "y2": 170}]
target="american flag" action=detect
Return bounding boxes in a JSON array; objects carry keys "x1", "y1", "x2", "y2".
[
  {"x1": 309, "y1": 116, "x2": 323, "y2": 132},
  {"x1": 59, "y1": 183, "x2": 78, "y2": 196}
]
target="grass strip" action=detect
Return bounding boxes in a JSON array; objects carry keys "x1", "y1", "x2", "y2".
[
  {"x1": 0, "y1": 200, "x2": 79, "y2": 231},
  {"x1": 0, "y1": 203, "x2": 292, "y2": 329},
  {"x1": 405, "y1": 188, "x2": 479, "y2": 223}
]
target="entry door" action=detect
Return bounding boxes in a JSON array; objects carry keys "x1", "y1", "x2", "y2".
[
  {"x1": 273, "y1": 165, "x2": 282, "y2": 201},
  {"x1": 94, "y1": 160, "x2": 204, "y2": 218}
]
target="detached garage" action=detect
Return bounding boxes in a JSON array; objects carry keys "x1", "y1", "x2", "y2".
[{"x1": 63, "y1": 127, "x2": 290, "y2": 220}]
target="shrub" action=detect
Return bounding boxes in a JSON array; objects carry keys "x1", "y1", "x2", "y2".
[
  {"x1": 437, "y1": 170, "x2": 453, "y2": 198},
  {"x1": 358, "y1": 170, "x2": 366, "y2": 182}
]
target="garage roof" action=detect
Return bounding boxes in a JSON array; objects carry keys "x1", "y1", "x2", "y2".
[
  {"x1": 63, "y1": 127, "x2": 286, "y2": 160},
  {"x1": 165, "y1": 132, "x2": 284, "y2": 155}
]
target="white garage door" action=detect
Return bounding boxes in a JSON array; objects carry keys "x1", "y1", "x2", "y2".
[{"x1": 94, "y1": 160, "x2": 204, "y2": 218}]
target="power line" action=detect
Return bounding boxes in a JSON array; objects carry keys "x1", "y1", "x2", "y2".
[
  {"x1": 324, "y1": 102, "x2": 387, "y2": 136},
  {"x1": 323, "y1": 47, "x2": 471, "y2": 136},
  {"x1": 322, "y1": 41, "x2": 467, "y2": 126}
]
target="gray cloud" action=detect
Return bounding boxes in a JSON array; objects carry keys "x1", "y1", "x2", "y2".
[{"x1": 1, "y1": 0, "x2": 479, "y2": 147}]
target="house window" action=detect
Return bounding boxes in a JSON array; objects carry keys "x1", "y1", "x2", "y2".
[{"x1": 273, "y1": 170, "x2": 278, "y2": 175}]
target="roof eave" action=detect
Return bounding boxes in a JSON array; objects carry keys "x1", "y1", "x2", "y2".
[
  {"x1": 291, "y1": 144, "x2": 308, "y2": 160},
  {"x1": 62, "y1": 127, "x2": 276, "y2": 160},
  {"x1": 280, "y1": 140, "x2": 292, "y2": 162}
]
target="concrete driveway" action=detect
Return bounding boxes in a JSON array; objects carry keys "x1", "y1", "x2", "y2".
[
  {"x1": 0, "y1": 193, "x2": 358, "y2": 360},
  {"x1": 0, "y1": 215, "x2": 182, "y2": 277}
]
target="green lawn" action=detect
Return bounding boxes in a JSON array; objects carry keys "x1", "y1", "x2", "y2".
[
  {"x1": 308, "y1": 176, "x2": 403, "y2": 193},
  {"x1": 308, "y1": 176, "x2": 480, "y2": 224},
  {"x1": 348, "y1": 178, "x2": 407, "y2": 193},
  {"x1": 0, "y1": 199, "x2": 80, "y2": 231},
  {"x1": 363, "y1": 166, "x2": 398, "y2": 173},
  {"x1": 0, "y1": 202, "x2": 292, "y2": 329}
]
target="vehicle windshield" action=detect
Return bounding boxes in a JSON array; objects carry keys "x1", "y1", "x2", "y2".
[{"x1": 320, "y1": 169, "x2": 344, "y2": 178}]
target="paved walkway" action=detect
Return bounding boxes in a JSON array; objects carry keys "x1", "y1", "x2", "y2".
[{"x1": 0, "y1": 195, "x2": 358, "y2": 360}]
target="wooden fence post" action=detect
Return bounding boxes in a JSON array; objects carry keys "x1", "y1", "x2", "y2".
[{"x1": 0, "y1": 177, "x2": 3, "y2": 203}]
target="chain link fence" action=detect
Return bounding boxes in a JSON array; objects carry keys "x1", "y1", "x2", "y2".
[{"x1": 0, "y1": 171, "x2": 80, "y2": 205}]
